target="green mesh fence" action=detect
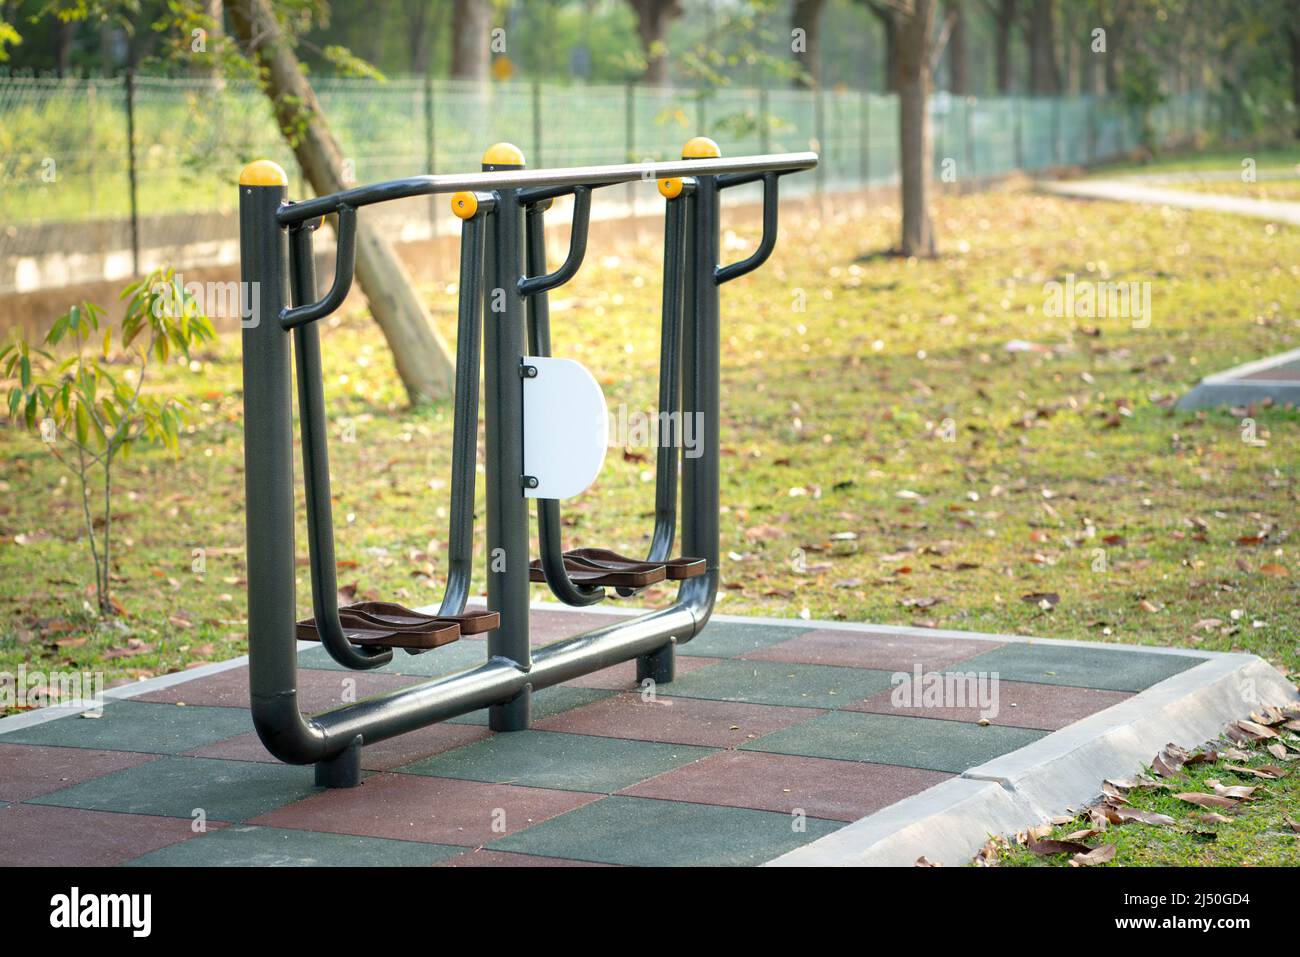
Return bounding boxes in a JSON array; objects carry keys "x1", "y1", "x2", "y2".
[{"x1": 0, "y1": 76, "x2": 1208, "y2": 294}]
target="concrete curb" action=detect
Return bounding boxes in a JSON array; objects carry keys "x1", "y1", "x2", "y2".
[
  {"x1": 766, "y1": 653, "x2": 1297, "y2": 867},
  {"x1": 1175, "y1": 346, "x2": 1300, "y2": 410}
]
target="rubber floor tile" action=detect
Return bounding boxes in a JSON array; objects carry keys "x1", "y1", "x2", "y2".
[
  {"x1": 27, "y1": 754, "x2": 320, "y2": 822},
  {"x1": 125, "y1": 824, "x2": 461, "y2": 867},
  {"x1": 491, "y1": 795, "x2": 842, "y2": 866},
  {"x1": 398, "y1": 729, "x2": 715, "y2": 793},
  {"x1": 741, "y1": 710, "x2": 1046, "y2": 773}
]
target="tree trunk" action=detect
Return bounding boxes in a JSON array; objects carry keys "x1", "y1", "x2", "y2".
[
  {"x1": 790, "y1": 0, "x2": 826, "y2": 89},
  {"x1": 866, "y1": 1, "x2": 901, "y2": 92},
  {"x1": 228, "y1": 0, "x2": 455, "y2": 403},
  {"x1": 1027, "y1": 0, "x2": 1060, "y2": 93},
  {"x1": 897, "y1": 0, "x2": 937, "y2": 257},
  {"x1": 945, "y1": 0, "x2": 967, "y2": 94},
  {"x1": 54, "y1": 18, "x2": 77, "y2": 76},
  {"x1": 451, "y1": 0, "x2": 490, "y2": 81},
  {"x1": 1289, "y1": 25, "x2": 1300, "y2": 139},
  {"x1": 630, "y1": 0, "x2": 682, "y2": 87},
  {"x1": 992, "y1": 0, "x2": 1017, "y2": 93},
  {"x1": 406, "y1": 0, "x2": 432, "y2": 75}
]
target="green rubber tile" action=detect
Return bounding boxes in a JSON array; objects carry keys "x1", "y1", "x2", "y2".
[
  {"x1": 399, "y1": 730, "x2": 714, "y2": 793},
  {"x1": 678, "y1": 622, "x2": 816, "y2": 658},
  {"x1": 953, "y1": 643, "x2": 1206, "y2": 692},
  {"x1": 491, "y1": 795, "x2": 842, "y2": 866},
  {"x1": 662, "y1": 659, "x2": 896, "y2": 709},
  {"x1": 0, "y1": 701, "x2": 253, "y2": 754},
  {"x1": 298, "y1": 639, "x2": 492, "y2": 676},
  {"x1": 448, "y1": 686, "x2": 615, "y2": 726},
  {"x1": 125, "y1": 825, "x2": 461, "y2": 867},
  {"x1": 742, "y1": 711, "x2": 1046, "y2": 773},
  {"x1": 28, "y1": 755, "x2": 320, "y2": 823}
]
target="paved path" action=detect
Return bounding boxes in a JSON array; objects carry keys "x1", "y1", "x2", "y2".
[{"x1": 1041, "y1": 178, "x2": 1300, "y2": 225}]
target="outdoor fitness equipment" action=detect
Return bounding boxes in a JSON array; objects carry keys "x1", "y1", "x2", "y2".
[{"x1": 238, "y1": 138, "x2": 816, "y2": 786}]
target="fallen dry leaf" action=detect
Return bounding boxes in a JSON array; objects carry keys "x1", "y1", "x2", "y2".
[
  {"x1": 1175, "y1": 792, "x2": 1239, "y2": 810},
  {"x1": 1113, "y1": 808, "x2": 1176, "y2": 826},
  {"x1": 1070, "y1": 844, "x2": 1117, "y2": 867},
  {"x1": 1029, "y1": 838, "x2": 1094, "y2": 856}
]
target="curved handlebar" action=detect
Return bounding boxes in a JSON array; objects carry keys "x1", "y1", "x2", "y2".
[
  {"x1": 280, "y1": 206, "x2": 357, "y2": 329},
  {"x1": 715, "y1": 173, "x2": 779, "y2": 285},
  {"x1": 518, "y1": 187, "x2": 592, "y2": 297}
]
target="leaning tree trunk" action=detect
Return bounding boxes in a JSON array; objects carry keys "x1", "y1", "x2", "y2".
[
  {"x1": 897, "y1": 0, "x2": 937, "y2": 257},
  {"x1": 228, "y1": 0, "x2": 455, "y2": 403}
]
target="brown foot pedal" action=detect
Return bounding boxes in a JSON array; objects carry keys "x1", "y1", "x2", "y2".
[
  {"x1": 296, "y1": 612, "x2": 460, "y2": 650},
  {"x1": 566, "y1": 547, "x2": 706, "y2": 580},
  {"x1": 529, "y1": 554, "x2": 667, "y2": 588},
  {"x1": 342, "y1": 600, "x2": 499, "y2": 635}
]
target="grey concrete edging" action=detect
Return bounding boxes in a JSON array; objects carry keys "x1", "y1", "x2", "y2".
[
  {"x1": 765, "y1": 653, "x2": 1297, "y2": 867},
  {"x1": 1175, "y1": 346, "x2": 1300, "y2": 410}
]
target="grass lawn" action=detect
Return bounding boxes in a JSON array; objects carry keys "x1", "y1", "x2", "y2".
[
  {"x1": 1152, "y1": 178, "x2": 1300, "y2": 203},
  {"x1": 1, "y1": 182, "x2": 1297, "y2": 710},
  {"x1": 1094, "y1": 145, "x2": 1300, "y2": 178},
  {"x1": 990, "y1": 721, "x2": 1300, "y2": 867}
]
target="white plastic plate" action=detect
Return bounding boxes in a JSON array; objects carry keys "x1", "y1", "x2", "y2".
[{"x1": 522, "y1": 356, "x2": 608, "y2": 500}]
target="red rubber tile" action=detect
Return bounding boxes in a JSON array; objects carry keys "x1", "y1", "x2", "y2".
[
  {"x1": 187, "y1": 721, "x2": 493, "y2": 771},
  {"x1": 536, "y1": 693, "x2": 823, "y2": 748},
  {"x1": 436, "y1": 849, "x2": 614, "y2": 867},
  {"x1": 463, "y1": 607, "x2": 630, "y2": 647},
  {"x1": 741, "y1": 629, "x2": 1003, "y2": 671},
  {"x1": 562, "y1": 654, "x2": 723, "y2": 690},
  {"x1": 134, "y1": 667, "x2": 423, "y2": 712},
  {"x1": 621, "y1": 750, "x2": 951, "y2": 822},
  {"x1": 248, "y1": 772, "x2": 600, "y2": 846},
  {"x1": 848, "y1": 678, "x2": 1132, "y2": 730},
  {"x1": 0, "y1": 744, "x2": 159, "y2": 802},
  {"x1": 0, "y1": 803, "x2": 214, "y2": 866}
]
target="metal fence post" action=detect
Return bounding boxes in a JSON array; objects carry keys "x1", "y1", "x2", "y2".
[
  {"x1": 814, "y1": 85, "x2": 825, "y2": 197},
  {"x1": 624, "y1": 82, "x2": 635, "y2": 213},
  {"x1": 424, "y1": 71, "x2": 436, "y2": 234},
  {"x1": 1014, "y1": 96, "x2": 1024, "y2": 170},
  {"x1": 860, "y1": 90, "x2": 870, "y2": 187},
  {"x1": 964, "y1": 95, "x2": 975, "y2": 182},
  {"x1": 532, "y1": 79, "x2": 543, "y2": 167},
  {"x1": 124, "y1": 69, "x2": 141, "y2": 276}
]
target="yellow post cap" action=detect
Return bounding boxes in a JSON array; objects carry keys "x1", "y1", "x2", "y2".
[
  {"x1": 451, "y1": 191, "x2": 479, "y2": 220},
  {"x1": 658, "y1": 177, "x2": 684, "y2": 199},
  {"x1": 239, "y1": 159, "x2": 288, "y2": 187},
  {"x1": 481, "y1": 142, "x2": 526, "y2": 169},
  {"x1": 682, "y1": 136, "x2": 721, "y2": 159}
]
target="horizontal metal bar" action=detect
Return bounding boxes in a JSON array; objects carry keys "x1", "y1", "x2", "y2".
[
  {"x1": 302, "y1": 601, "x2": 699, "y2": 750},
  {"x1": 277, "y1": 152, "x2": 819, "y2": 225}
]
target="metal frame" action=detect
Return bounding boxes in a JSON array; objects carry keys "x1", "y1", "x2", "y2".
[{"x1": 239, "y1": 146, "x2": 816, "y2": 786}]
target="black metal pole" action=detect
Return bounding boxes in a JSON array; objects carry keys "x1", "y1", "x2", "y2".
[
  {"x1": 125, "y1": 70, "x2": 140, "y2": 276},
  {"x1": 482, "y1": 177, "x2": 533, "y2": 731}
]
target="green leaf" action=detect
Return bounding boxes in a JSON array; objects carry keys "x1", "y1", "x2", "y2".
[{"x1": 19, "y1": 354, "x2": 30, "y2": 389}]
